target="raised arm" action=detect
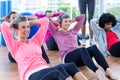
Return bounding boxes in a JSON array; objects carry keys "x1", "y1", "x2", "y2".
[
  {"x1": 90, "y1": 18, "x2": 101, "y2": 37},
  {"x1": 0, "y1": 16, "x2": 10, "y2": 22},
  {"x1": 0, "y1": 17, "x2": 5, "y2": 21},
  {"x1": 115, "y1": 18, "x2": 120, "y2": 28},
  {"x1": 29, "y1": 18, "x2": 41, "y2": 26},
  {"x1": 72, "y1": 14, "x2": 85, "y2": 32},
  {"x1": 53, "y1": 12, "x2": 64, "y2": 17},
  {"x1": 112, "y1": 18, "x2": 120, "y2": 32},
  {"x1": 117, "y1": 18, "x2": 120, "y2": 23},
  {"x1": 49, "y1": 19, "x2": 58, "y2": 34},
  {"x1": 29, "y1": 17, "x2": 49, "y2": 46},
  {"x1": 1, "y1": 22, "x2": 18, "y2": 55},
  {"x1": 26, "y1": 16, "x2": 37, "y2": 20},
  {"x1": 34, "y1": 13, "x2": 45, "y2": 19}
]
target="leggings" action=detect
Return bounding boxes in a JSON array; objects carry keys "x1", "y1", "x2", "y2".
[
  {"x1": 109, "y1": 42, "x2": 120, "y2": 57},
  {"x1": 64, "y1": 45, "x2": 109, "y2": 72},
  {"x1": 29, "y1": 62, "x2": 79, "y2": 80},
  {"x1": 8, "y1": 45, "x2": 50, "y2": 63},
  {"x1": 78, "y1": 0, "x2": 95, "y2": 24},
  {"x1": 46, "y1": 36, "x2": 59, "y2": 50}
]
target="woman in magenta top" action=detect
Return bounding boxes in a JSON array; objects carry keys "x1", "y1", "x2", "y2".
[
  {"x1": 35, "y1": 10, "x2": 81, "y2": 50},
  {"x1": 35, "y1": 10, "x2": 63, "y2": 50},
  {"x1": 49, "y1": 13, "x2": 118, "y2": 80},
  {"x1": 1, "y1": 16, "x2": 88, "y2": 80}
]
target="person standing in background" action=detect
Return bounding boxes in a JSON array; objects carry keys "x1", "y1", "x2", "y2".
[{"x1": 78, "y1": 0, "x2": 95, "y2": 46}]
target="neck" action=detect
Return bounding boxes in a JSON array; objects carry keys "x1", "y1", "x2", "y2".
[
  {"x1": 105, "y1": 29, "x2": 111, "y2": 32},
  {"x1": 18, "y1": 38, "x2": 28, "y2": 43},
  {"x1": 60, "y1": 28, "x2": 68, "y2": 32}
]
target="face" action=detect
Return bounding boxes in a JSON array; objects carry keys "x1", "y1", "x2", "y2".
[
  {"x1": 104, "y1": 22, "x2": 113, "y2": 31},
  {"x1": 16, "y1": 21, "x2": 30, "y2": 39},
  {"x1": 10, "y1": 13, "x2": 19, "y2": 22},
  {"x1": 46, "y1": 12, "x2": 53, "y2": 17},
  {"x1": 61, "y1": 18, "x2": 71, "y2": 31}
]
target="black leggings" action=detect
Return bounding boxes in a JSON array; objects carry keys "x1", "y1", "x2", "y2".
[
  {"x1": 78, "y1": 0, "x2": 95, "y2": 24},
  {"x1": 64, "y1": 45, "x2": 109, "y2": 72},
  {"x1": 46, "y1": 36, "x2": 59, "y2": 50},
  {"x1": 109, "y1": 42, "x2": 120, "y2": 57},
  {"x1": 29, "y1": 62, "x2": 79, "y2": 80},
  {"x1": 8, "y1": 46, "x2": 50, "y2": 63}
]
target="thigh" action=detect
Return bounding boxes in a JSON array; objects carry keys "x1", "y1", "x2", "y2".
[
  {"x1": 46, "y1": 36, "x2": 58, "y2": 50},
  {"x1": 8, "y1": 52, "x2": 16, "y2": 63},
  {"x1": 29, "y1": 67, "x2": 67, "y2": 80},
  {"x1": 109, "y1": 42, "x2": 120, "y2": 57},
  {"x1": 55, "y1": 63, "x2": 79, "y2": 77},
  {"x1": 64, "y1": 48, "x2": 85, "y2": 67},
  {"x1": 78, "y1": 0, "x2": 86, "y2": 14},
  {"x1": 40, "y1": 70, "x2": 66, "y2": 80},
  {"x1": 87, "y1": 45, "x2": 103, "y2": 58},
  {"x1": 78, "y1": 0, "x2": 87, "y2": 24},
  {"x1": 88, "y1": 0, "x2": 95, "y2": 22},
  {"x1": 86, "y1": 46, "x2": 94, "y2": 58},
  {"x1": 41, "y1": 46, "x2": 50, "y2": 63}
]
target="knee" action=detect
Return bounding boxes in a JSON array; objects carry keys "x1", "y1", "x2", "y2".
[
  {"x1": 43, "y1": 70, "x2": 64, "y2": 79},
  {"x1": 67, "y1": 62, "x2": 77, "y2": 68},
  {"x1": 54, "y1": 70, "x2": 62, "y2": 75},
  {"x1": 79, "y1": 47, "x2": 88, "y2": 55},
  {"x1": 88, "y1": 44, "x2": 97, "y2": 50},
  {"x1": 66, "y1": 62, "x2": 79, "y2": 71},
  {"x1": 8, "y1": 52, "x2": 16, "y2": 63}
]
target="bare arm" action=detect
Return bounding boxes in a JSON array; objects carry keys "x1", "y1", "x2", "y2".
[
  {"x1": 29, "y1": 18, "x2": 41, "y2": 26},
  {"x1": 0, "y1": 17, "x2": 5, "y2": 21},
  {"x1": 0, "y1": 16, "x2": 10, "y2": 22}
]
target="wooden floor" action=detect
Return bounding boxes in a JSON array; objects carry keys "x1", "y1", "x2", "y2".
[{"x1": 0, "y1": 45, "x2": 120, "y2": 80}]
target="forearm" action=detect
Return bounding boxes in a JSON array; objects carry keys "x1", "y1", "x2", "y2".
[
  {"x1": 73, "y1": 14, "x2": 85, "y2": 31},
  {"x1": 49, "y1": 19, "x2": 58, "y2": 34},
  {"x1": 31, "y1": 17, "x2": 49, "y2": 45},
  {"x1": 51, "y1": 19, "x2": 60, "y2": 26},
  {"x1": 117, "y1": 18, "x2": 120, "y2": 23},
  {"x1": 90, "y1": 18, "x2": 100, "y2": 37},
  {"x1": 1, "y1": 22, "x2": 16, "y2": 52},
  {"x1": 0, "y1": 17, "x2": 5, "y2": 21},
  {"x1": 53, "y1": 12, "x2": 64, "y2": 17},
  {"x1": 26, "y1": 16, "x2": 37, "y2": 20}
]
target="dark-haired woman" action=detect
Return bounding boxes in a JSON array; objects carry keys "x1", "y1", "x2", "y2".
[{"x1": 91, "y1": 13, "x2": 120, "y2": 57}]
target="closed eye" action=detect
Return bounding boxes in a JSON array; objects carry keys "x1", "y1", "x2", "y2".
[
  {"x1": 22, "y1": 26, "x2": 26, "y2": 28},
  {"x1": 27, "y1": 26, "x2": 30, "y2": 28}
]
